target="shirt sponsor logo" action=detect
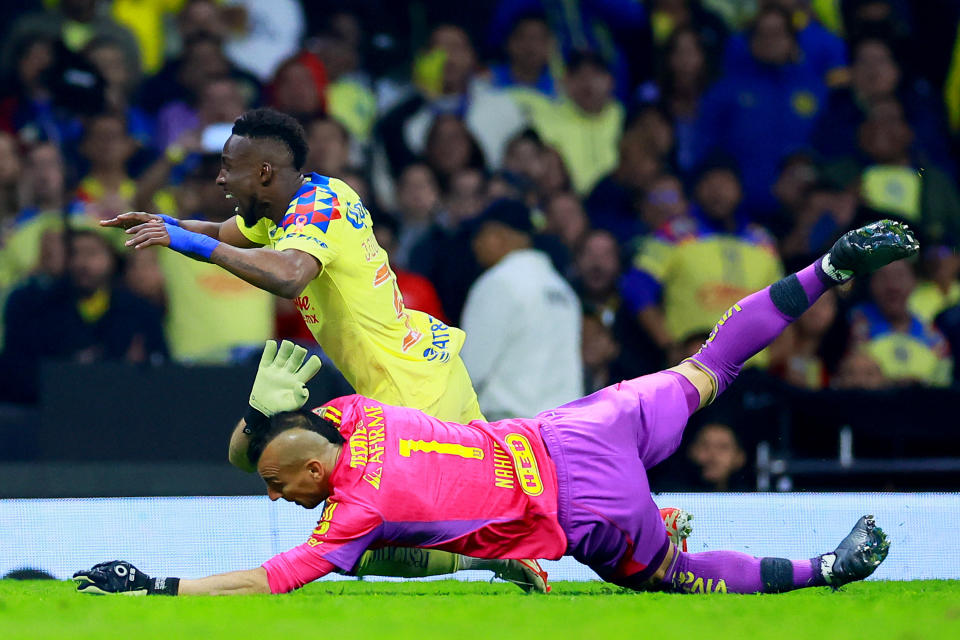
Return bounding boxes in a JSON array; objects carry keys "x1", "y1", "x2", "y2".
[
  {"x1": 674, "y1": 571, "x2": 727, "y2": 594},
  {"x1": 492, "y1": 443, "x2": 515, "y2": 490},
  {"x1": 284, "y1": 232, "x2": 329, "y2": 248},
  {"x1": 505, "y1": 434, "x2": 543, "y2": 496},
  {"x1": 346, "y1": 407, "x2": 386, "y2": 489},
  {"x1": 422, "y1": 317, "x2": 452, "y2": 363},
  {"x1": 346, "y1": 201, "x2": 369, "y2": 229}
]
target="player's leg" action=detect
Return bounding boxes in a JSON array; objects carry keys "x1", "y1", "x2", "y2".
[
  {"x1": 632, "y1": 515, "x2": 890, "y2": 594},
  {"x1": 353, "y1": 547, "x2": 549, "y2": 593},
  {"x1": 680, "y1": 220, "x2": 919, "y2": 407}
]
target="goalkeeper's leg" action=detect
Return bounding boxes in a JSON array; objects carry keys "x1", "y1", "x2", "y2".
[
  {"x1": 353, "y1": 549, "x2": 548, "y2": 593},
  {"x1": 618, "y1": 515, "x2": 889, "y2": 594},
  {"x1": 682, "y1": 220, "x2": 918, "y2": 406}
]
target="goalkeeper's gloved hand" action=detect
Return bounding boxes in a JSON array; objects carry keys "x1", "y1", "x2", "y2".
[
  {"x1": 73, "y1": 561, "x2": 179, "y2": 596},
  {"x1": 246, "y1": 340, "x2": 323, "y2": 429}
]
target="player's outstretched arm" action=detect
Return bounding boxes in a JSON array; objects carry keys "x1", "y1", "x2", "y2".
[
  {"x1": 101, "y1": 213, "x2": 260, "y2": 247},
  {"x1": 119, "y1": 217, "x2": 319, "y2": 297},
  {"x1": 229, "y1": 340, "x2": 323, "y2": 472},
  {"x1": 73, "y1": 561, "x2": 270, "y2": 596}
]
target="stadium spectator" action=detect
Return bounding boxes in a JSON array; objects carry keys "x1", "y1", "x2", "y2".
[
  {"x1": 811, "y1": 37, "x2": 954, "y2": 173},
  {"x1": 308, "y1": 11, "x2": 377, "y2": 145},
  {"x1": 647, "y1": 0, "x2": 728, "y2": 60},
  {"x1": 222, "y1": 0, "x2": 306, "y2": 82},
  {"x1": 423, "y1": 114, "x2": 486, "y2": 192},
  {"x1": 638, "y1": 27, "x2": 713, "y2": 176},
  {"x1": 830, "y1": 348, "x2": 889, "y2": 390},
  {"x1": 438, "y1": 167, "x2": 488, "y2": 229},
  {"x1": 573, "y1": 229, "x2": 659, "y2": 376},
  {"x1": 581, "y1": 312, "x2": 625, "y2": 394},
  {"x1": 75, "y1": 113, "x2": 142, "y2": 221},
  {"x1": 141, "y1": 32, "x2": 258, "y2": 127},
  {"x1": 585, "y1": 127, "x2": 662, "y2": 241},
  {"x1": 461, "y1": 199, "x2": 582, "y2": 419},
  {"x1": 686, "y1": 421, "x2": 751, "y2": 491},
  {"x1": 82, "y1": 36, "x2": 153, "y2": 149},
  {"x1": 723, "y1": 0, "x2": 847, "y2": 87},
  {"x1": 486, "y1": 0, "x2": 649, "y2": 102},
  {"x1": 542, "y1": 192, "x2": 589, "y2": 255},
  {"x1": 637, "y1": 173, "x2": 690, "y2": 234},
  {"x1": 267, "y1": 50, "x2": 328, "y2": 126},
  {"x1": 0, "y1": 0, "x2": 141, "y2": 79},
  {"x1": 909, "y1": 245, "x2": 960, "y2": 325},
  {"x1": 303, "y1": 117, "x2": 351, "y2": 178},
  {"x1": 849, "y1": 260, "x2": 952, "y2": 387},
  {"x1": 823, "y1": 98, "x2": 960, "y2": 246},
  {"x1": 372, "y1": 212, "x2": 447, "y2": 323},
  {"x1": 390, "y1": 163, "x2": 441, "y2": 270},
  {"x1": 529, "y1": 50, "x2": 624, "y2": 196},
  {"x1": 533, "y1": 146, "x2": 573, "y2": 204},
  {"x1": 621, "y1": 159, "x2": 783, "y2": 364},
  {"x1": 489, "y1": 13, "x2": 560, "y2": 117},
  {"x1": 377, "y1": 23, "x2": 525, "y2": 177},
  {"x1": 691, "y1": 5, "x2": 827, "y2": 220},
  {"x1": 0, "y1": 228, "x2": 167, "y2": 403},
  {"x1": 501, "y1": 129, "x2": 544, "y2": 186},
  {"x1": 0, "y1": 143, "x2": 74, "y2": 292}
]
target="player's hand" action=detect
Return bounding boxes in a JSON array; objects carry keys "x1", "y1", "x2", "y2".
[
  {"x1": 249, "y1": 340, "x2": 323, "y2": 417},
  {"x1": 73, "y1": 561, "x2": 152, "y2": 595},
  {"x1": 99, "y1": 212, "x2": 166, "y2": 230},
  {"x1": 125, "y1": 219, "x2": 171, "y2": 250}
]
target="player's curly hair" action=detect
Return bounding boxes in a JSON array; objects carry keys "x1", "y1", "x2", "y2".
[
  {"x1": 232, "y1": 108, "x2": 308, "y2": 170},
  {"x1": 246, "y1": 409, "x2": 346, "y2": 466}
]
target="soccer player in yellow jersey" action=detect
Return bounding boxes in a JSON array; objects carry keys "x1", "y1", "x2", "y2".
[{"x1": 102, "y1": 108, "x2": 482, "y2": 425}]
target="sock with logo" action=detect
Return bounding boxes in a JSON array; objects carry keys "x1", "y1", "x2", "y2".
[{"x1": 663, "y1": 550, "x2": 827, "y2": 594}]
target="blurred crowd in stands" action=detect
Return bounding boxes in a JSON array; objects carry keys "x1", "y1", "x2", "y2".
[{"x1": 2, "y1": 0, "x2": 960, "y2": 489}]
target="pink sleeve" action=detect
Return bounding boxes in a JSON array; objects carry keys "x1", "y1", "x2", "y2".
[
  {"x1": 261, "y1": 498, "x2": 383, "y2": 593},
  {"x1": 262, "y1": 544, "x2": 338, "y2": 594}
]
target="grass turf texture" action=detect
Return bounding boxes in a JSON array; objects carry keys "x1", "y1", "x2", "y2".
[{"x1": 1, "y1": 580, "x2": 957, "y2": 639}]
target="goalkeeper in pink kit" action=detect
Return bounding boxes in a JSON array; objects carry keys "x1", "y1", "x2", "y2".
[{"x1": 74, "y1": 221, "x2": 910, "y2": 596}]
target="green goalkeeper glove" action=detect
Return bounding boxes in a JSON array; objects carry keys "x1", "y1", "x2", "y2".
[{"x1": 248, "y1": 340, "x2": 323, "y2": 418}]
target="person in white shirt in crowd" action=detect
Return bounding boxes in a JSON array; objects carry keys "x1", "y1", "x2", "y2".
[{"x1": 460, "y1": 199, "x2": 583, "y2": 420}]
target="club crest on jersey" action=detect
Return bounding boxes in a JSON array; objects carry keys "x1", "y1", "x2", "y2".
[{"x1": 282, "y1": 188, "x2": 341, "y2": 233}]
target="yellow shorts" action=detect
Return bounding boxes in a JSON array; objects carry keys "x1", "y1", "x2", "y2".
[{"x1": 421, "y1": 355, "x2": 485, "y2": 423}]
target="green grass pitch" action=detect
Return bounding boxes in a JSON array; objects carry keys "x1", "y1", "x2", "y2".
[{"x1": 1, "y1": 580, "x2": 957, "y2": 639}]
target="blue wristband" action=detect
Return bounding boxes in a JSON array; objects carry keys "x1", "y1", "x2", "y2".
[
  {"x1": 157, "y1": 214, "x2": 180, "y2": 226},
  {"x1": 166, "y1": 224, "x2": 220, "y2": 259}
]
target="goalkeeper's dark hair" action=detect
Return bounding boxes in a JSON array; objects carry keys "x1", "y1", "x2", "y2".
[
  {"x1": 246, "y1": 409, "x2": 346, "y2": 466},
  {"x1": 232, "y1": 108, "x2": 308, "y2": 170}
]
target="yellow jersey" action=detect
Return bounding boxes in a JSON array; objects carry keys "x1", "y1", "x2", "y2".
[
  {"x1": 236, "y1": 173, "x2": 481, "y2": 422},
  {"x1": 159, "y1": 251, "x2": 274, "y2": 363},
  {"x1": 632, "y1": 216, "x2": 784, "y2": 342}
]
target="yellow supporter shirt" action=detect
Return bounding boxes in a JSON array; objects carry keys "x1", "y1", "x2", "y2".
[
  {"x1": 908, "y1": 280, "x2": 960, "y2": 325},
  {"x1": 236, "y1": 173, "x2": 482, "y2": 422},
  {"x1": 851, "y1": 303, "x2": 952, "y2": 387},
  {"x1": 635, "y1": 218, "x2": 784, "y2": 341},
  {"x1": 159, "y1": 250, "x2": 274, "y2": 363},
  {"x1": 530, "y1": 97, "x2": 624, "y2": 196}
]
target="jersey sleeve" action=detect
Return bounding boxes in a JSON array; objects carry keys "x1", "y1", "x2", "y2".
[
  {"x1": 235, "y1": 216, "x2": 271, "y2": 245},
  {"x1": 273, "y1": 180, "x2": 364, "y2": 269},
  {"x1": 261, "y1": 498, "x2": 382, "y2": 593}
]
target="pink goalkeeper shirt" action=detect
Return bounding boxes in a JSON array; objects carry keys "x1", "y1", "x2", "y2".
[{"x1": 262, "y1": 394, "x2": 565, "y2": 593}]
